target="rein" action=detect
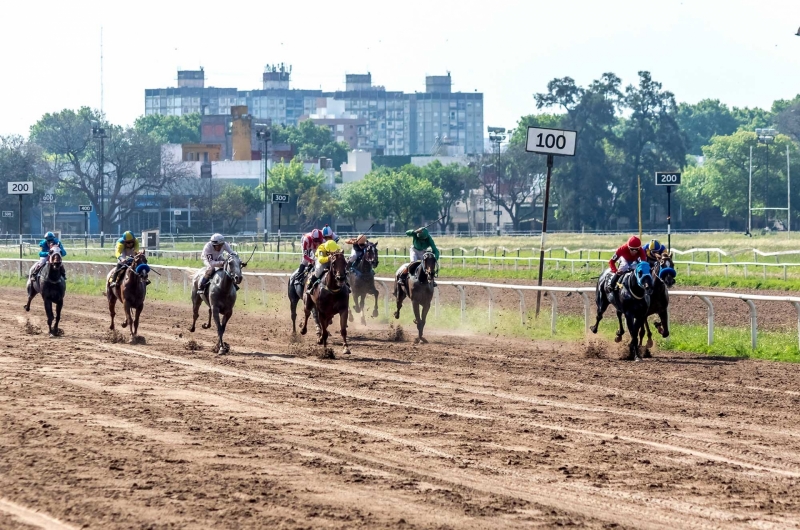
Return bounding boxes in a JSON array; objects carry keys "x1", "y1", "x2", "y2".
[
  {"x1": 322, "y1": 253, "x2": 346, "y2": 293},
  {"x1": 624, "y1": 273, "x2": 646, "y2": 300}
]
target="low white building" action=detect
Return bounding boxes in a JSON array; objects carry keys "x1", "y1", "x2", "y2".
[{"x1": 340, "y1": 150, "x2": 372, "y2": 183}]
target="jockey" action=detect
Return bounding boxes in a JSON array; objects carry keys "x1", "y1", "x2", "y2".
[
  {"x1": 31, "y1": 232, "x2": 67, "y2": 280},
  {"x1": 293, "y1": 228, "x2": 324, "y2": 282},
  {"x1": 306, "y1": 238, "x2": 342, "y2": 294},
  {"x1": 199, "y1": 233, "x2": 237, "y2": 290},
  {"x1": 644, "y1": 239, "x2": 667, "y2": 265},
  {"x1": 344, "y1": 233, "x2": 368, "y2": 270},
  {"x1": 321, "y1": 224, "x2": 339, "y2": 243},
  {"x1": 109, "y1": 231, "x2": 143, "y2": 288},
  {"x1": 607, "y1": 235, "x2": 647, "y2": 293},
  {"x1": 397, "y1": 226, "x2": 440, "y2": 290}
]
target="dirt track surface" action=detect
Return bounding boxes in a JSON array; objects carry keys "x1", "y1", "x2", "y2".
[{"x1": 4, "y1": 288, "x2": 800, "y2": 529}]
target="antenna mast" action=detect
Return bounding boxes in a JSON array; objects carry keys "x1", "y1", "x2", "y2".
[{"x1": 100, "y1": 26, "x2": 104, "y2": 113}]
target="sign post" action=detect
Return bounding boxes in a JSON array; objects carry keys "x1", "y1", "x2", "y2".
[
  {"x1": 272, "y1": 193, "x2": 289, "y2": 260},
  {"x1": 655, "y1": 172, "x2": 682, "y2": 251},
  {"x1": 525, "y1": 127, "x2": 577, "y2": 318},
  {"x1": 79, "y1": 205, "x2": 93, "y2": 254},
  {"x1": 8, "y1": 181, "x2": 33, "y2": 275}
]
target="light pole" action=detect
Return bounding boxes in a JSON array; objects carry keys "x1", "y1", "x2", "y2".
[
  {"x1": 256, "y1": 128, "x2": 271, "y2": 243},
  {"x1": 756, "y1": 128, "x2": 776, "y2": 228},
  {"x1": 91, "y1": 121, "x2": 107, "y2": 247},
  {"x1": 480, "y1": 163, "x2": 492, "y2": 234},
  {"x1": 488, "y1": 127, "x2": 506, "y2": 236}
]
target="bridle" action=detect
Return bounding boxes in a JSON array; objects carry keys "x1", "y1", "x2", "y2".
[
  {"x1": 420, "y1": 252, "x2": 438, "y2": 282},
  {"x1": 322, "y1": 251, "x2": 346, "y2": 293},
  {"x1": 222, "y1": 253, "x2": 243, "y2": 285}
]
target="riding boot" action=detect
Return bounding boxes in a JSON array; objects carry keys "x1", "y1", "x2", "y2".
[
  {"x1": 198, "y1": 277, "x2": 209, "y2": 291},
  {"x1": 306, "y1": 277, "x2": 318, "y2": 294},
  {"x1": 607, "y1": 272, "x2": 621, "y2": 294}
]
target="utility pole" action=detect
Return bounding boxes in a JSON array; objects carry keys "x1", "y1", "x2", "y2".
[
  {"x1": 256, "y1": 128, "x2": 271, "y2": 243},
  {"x1": 91, "y1": 122, "x2": 107, "y2": 247},
  {"x1": 487, "y1": 126, "x2": 507, "y2": 236}
]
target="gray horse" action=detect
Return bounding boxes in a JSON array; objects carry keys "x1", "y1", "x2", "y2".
[
  {"x1": 189, "y1": 252, "x2": 243, "y2": 354},
  {"x1": 24, "y1": 248, "x2": 66, "y2": 337}
]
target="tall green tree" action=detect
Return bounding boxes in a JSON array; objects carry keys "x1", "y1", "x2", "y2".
[
  {"x1": 272, "y1": 120, "x2": 350, "y2": 170},
  {"x1": 264, "y1": 158, "x2": 333, "y2": 229},
  {"x1": 214, "y1": 184, "x2": 261, "y2": 232},
  {"x1": 335, "y1": 180, "x2": 374, "y2": 229},
  {"x1": 677, "y1": 99, "x2": 739, "y2": 155},
  {"x1": 419, "y1": 161, "x2": 479, "y2": 232},
  {"x1": 359, "y1": 168, "x2": 441, "y2": 229},
  {"x1": 133, "y1": 114, "x2": 201, "y2": 144},
  {"x1": 0, "y1": 136, "x2": 47, "y2": 224}
]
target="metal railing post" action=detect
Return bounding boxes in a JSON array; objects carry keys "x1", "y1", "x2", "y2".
[{"x1": 698, "y1": 295, "x2": 714, "y2": 345}]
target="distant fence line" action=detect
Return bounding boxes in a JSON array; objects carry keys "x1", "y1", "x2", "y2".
[{"x1": 2, "y1": 258, "x2": 798, "y2": 351}]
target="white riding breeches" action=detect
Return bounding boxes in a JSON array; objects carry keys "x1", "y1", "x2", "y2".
[
  {"x1": 616, "y1": 258, "x2": 634, "y2": 274},
  {"x1": 410, "y1": 247, "x2": 426, "y2": 263}
]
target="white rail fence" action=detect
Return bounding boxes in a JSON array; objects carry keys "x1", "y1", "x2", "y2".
[{"x1": 3, "y1": 258, "x2": 799, "y2": 351}]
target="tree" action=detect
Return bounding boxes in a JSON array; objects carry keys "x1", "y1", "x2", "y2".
[
  {"x1": 775, "y1": 100, "x2": 800, "y2": 144},
  {"x1": 731, "y1": 106, "x2": 773, "y2": 132},
  {"x1": 214, "y1": 184, "x2": 261, "y2": 232},
  {"x1": 133, "y1": 114, "x2": 201, "y2": 144},
  {"x1": 272, "y1": 121, "x2": 350, "y2": 169},
  {"x1": 677, "y1": 99, "x2": 739, "y2": 155},
  {"x1": 677, "y1": 131, "x2": 798, "y2": 228},
  {"x1": 0, "y1": 136, "x2": 47, "y2": 227},
  {"x1": 336, "y1": 181, "x2": 374, "y2": 229},
  {"x1": 359, "y1": 168, "x2": 441, "y2": 229},
  {"x1": 419, "y1": 161, "x2": 479, "y2": 232},
  {"x1": 481, "y1": 143, "x2": 546, "y2": 231},
  {"x1": 265, "y1": 158, "x2": 333, "y2": 229},
  {"x1": 30, "y1": 108, "x2": 191, "y2": 230}
]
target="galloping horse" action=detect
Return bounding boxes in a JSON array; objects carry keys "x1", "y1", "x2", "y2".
[
  {"x1": 590, "y1": 262, "x2": 654, "y2": 361},
  {"x1": 24, "y1": 247, "x2": 66, "y2": 337},
  {"x1": 394, "y1": 252, "x2": 437, "y2": 344},
  {"x1": 348, "y1": 241, "x2": 380, "y2": 325},
  {"x1": 301, "y1": 250, "x2": 351, "y2": 355},
  {"x1": 106, "y1": 251, "x2": 150, "y2": 342},
  {"x1": 638, "y1": 252, "x2": 677, "y2": 355},
  {"x1": 190, "y1": 252, "x2": 243, "y2": 354},
  {"x1": 288, "y1": 263, "x2": 319, "y2": 335}
]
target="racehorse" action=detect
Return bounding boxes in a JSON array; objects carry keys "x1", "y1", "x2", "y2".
[
  {"x1": 190, "y1": 252, "x2": 243, "y2": 354},
  {"x1": 106, "y1": 251, "x2": 150, "y2": 342},
  {"x1": 638, "y1": 252, "x2": 676, "y2": 355},
  {"x1": 288, "y1": 263, "x2": 319, "y2": 335},
  {"x1": 24, "y1": 247, "x2": 66, "y2": 337},
  {"x1": 590, "y1": 261, "x2": 654, "y2": 361},
  {"x1": 348, "y1": 241, "x2": 380, "y2": 325},
  {"x1": 300, "y1": 250, "x2": 351, "y2": 355},
  {"x1": 394, "y1": 251, "x2": 437, "y2": 344}
]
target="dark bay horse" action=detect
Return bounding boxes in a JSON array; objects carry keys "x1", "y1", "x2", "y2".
[
  {"x1": 348, "y1": 241, "x2": 380, "y2": 325},
  {"x1": 394, "y1": 252, "x2": 437, "y2": 344},
  {"x1": 288, "y1": 263, "x2": 319, "y2": 335},
  {"x1": 190, "y1": 252, "x2": 243, "y2": 354},
  {"x1": 639, "y1": 252, "x2": 676, "y2": 355},
  {"x1": 301, "y1": 251, "x2": 351, "y2": 355},
  {"x1": 107, "y1": 251, "x2": 150, "y2": 342},
  {"x1": 24, "y1": 248, "x2": 66, "y2": 337},
  {"x1": 590, "y1": 261, "x2": 654, "y2": 361}
]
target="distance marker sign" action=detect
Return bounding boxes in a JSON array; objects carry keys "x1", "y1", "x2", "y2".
[
  {"x1": 271, "y1": 193, "x2": 289, "y2": 203},
  {"x1": 525, "y1": 127, "x2": 577, "y2": 157},
  {"x1": 655, "y1": 172, "x2": 681, "y2": 186}
]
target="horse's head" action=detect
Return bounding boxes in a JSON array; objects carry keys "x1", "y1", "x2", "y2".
[
  {"x1": 422, "y1": 251, "x2": 437, "y2": 279},
  {"x1": 657, "y1": 252, "x2": 676, "y2": 288},
  {"x1": 48, "y1": 247, "x2": 62, "y2": 268},
  {"x1": 364, "y1": 242, "x2": 379, "y2": 267},
  {"x1": 329, "y1": 251, "x2": 347, "y2": 285},
  {"x1": 635, "y1": 261, "x2": 654, "y2": 295},
  {"x1": 225, "y1": 252, "x2": 243, "y2": 285},
  {"x1": 132, "y1": 251, "x2": 148, "y2": 267}
]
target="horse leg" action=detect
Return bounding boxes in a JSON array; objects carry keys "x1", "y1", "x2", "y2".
[
  {"x1": 53, "y1": 298, "x2": 63, "y2": 337},
  {"x1": 120, "y1": 298, "x2": 129, "y2": 329},
  {"x1": 320, "y1": 316, "x2": 330, "y2": 349},
  {"x1": 212, "y1": 306, "x2": 223, "y2": 354},
  {"x1": 417, "y1": 301, "x2": 430, "y2": 344},
  {"x1": 218, "y1": 311, "x2": 231, "y2": 354},
  {"x1": 300, "y1": 296, "x2": 312, "y2": 336},
  {"x1": 615, "y1": 311, "x2": 624, "y2": 343},
  {"x1": 359, "y1": 294, "x2": 366, "y2": 326},
  {"x1": 24, "y1": 285, "x2": 36, "y2": 312},
  {"x1": 44, "y1": 299, "x2": 55, "y2": 336},
  {"x1": 133, "y1": 305, "x2": 142, "y2": 339},
  {"x1": 394, "y1": 288, "x2": 405, "y2": 320},
  {"x1": 624, "y1": 313, "x2": 639, "y2": 361},
  {"x1": 108, "y1": 294, "x2": 117, "y2": 330},
  {"x1": 290, "y1": 297, "x2": 299, "y2": 334},
  {"x1": 348, "y1": 292, "x2": 355, "y2": 322},
  {"x1": 644, "y1": 319, "x2": 654, "y2": 349},
  {"x1": 189, "y1": 292, "x2": 200, "y2": 332},
  {"x1": 203, "y1": 307, "x2": 212, "y2": 330},
  {"x1": 589, "y1": 285, "x2": 608, "y2": 334},
  {"x1": 371, "y1": 288, "x2": 379, "y2": 318},
  {"x1": 340, "y1": 310, "x2": 350, "y2": 355},
  {"x1": 657, "y1": 309, "x2": 670, "y2": 338}
]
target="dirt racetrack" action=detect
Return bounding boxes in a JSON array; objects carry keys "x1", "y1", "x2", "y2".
[{"x1": 3, "y1": 287, "x2": 800, "y2": 529}]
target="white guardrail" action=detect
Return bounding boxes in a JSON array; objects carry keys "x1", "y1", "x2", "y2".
[{"x1": 3, "y1": 258, "x2": 799, "y2": 351}]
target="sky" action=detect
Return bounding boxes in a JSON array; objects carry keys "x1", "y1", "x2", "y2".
[{"x1": 2, "y1": 0, "x2": 800, "y2": 137}]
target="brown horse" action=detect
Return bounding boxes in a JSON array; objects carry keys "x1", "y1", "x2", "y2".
[
  {"x1": 348, "y1": 241, "x2": 380, "y2": 325},
  {"x1": 394, "y1": 251, "x2": 437, "y2": 344},
  {"x1": 107, "y1": 251, "x2": 150, "y2": 342},
  {"x1": 301, "y1": 251, "x2": 351, "y2": 355},
  {"x1": 24, "y1": 248, "x2": 66, "y2": 337}
]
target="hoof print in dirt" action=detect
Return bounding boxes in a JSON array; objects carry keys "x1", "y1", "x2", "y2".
[
  {"x1": 103, "y1": 330, "x2": 126, "y2": 344},
  {"x1": 24, "y1": 320, "x2": 42, "y2": 336},
  {"x1": 184, "y1": 339, "x2": 202, "y2": 352},
  {"x1": 388, "y1": 324, "x2": 405, "y2": 342},
  {"x1": 130, "y1": 335, "x2": 146, "y2": 345}
]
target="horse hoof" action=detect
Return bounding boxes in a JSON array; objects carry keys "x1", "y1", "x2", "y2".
[
  {"x1": 643, "y1": 350, "x2": 652, "y2": 359},
  {"x1": 646, "y1": 339, "x2": 654, "y2": 348},
  {"x1": 23, "y1": 305, "x2": 29, "y2": 312},
  {"x1": 589, "y1": 325, "x2": 597, "y2": 334},
  {"x1": 393, "y1": 312, "x2": 400, "y2": 320},
  {"x1": 419, "y1": 337, "x2": 428, "y2": 344},
  {"x1": 634, "y1": 355, "x2": 642, "y2": 362},
  {"x1": 614, "y1": 335, "x2": 622, "y2": 343},
  {"x1": 202, "y1": 323, "x2": 210, "y2": 329},
  {"x1": 121, "y1": 322, "x2": 128, "y2": 328},
  {"x1": 372, "y1": 310, "x2": 379, "y2": 318},
  {"x1": 189, "y1": 327, "x2": 195, "y2": 333},
  {"x1": 348, "y1": 313, "x2": 354, "y2": 323},
  {"x1": 342, "y1": 347, "x2": 351, "y2": 355},
  {"x1": 300, "y1": 328, "x2": 307, "y2": 336},
  {"x1": 413, "y1": 319, "x2": 418, "y2": 325},
  {"x1": 414, "y1": 338, "x2": 420, "y2": 345}
]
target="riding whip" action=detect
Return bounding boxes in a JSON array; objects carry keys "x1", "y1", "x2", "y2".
[
  {"x1": 243, "y1": 245, "x2": 257, "y2": 267},
  {"x1": 415, "y1": 215, "x2": 446, "y2": 232}
]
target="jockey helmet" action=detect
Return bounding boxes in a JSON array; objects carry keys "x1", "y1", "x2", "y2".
[
  {"x1": 122, "y1": 231, "x2": 136, "y2": 242},
  {"x1": 310, "y1": 229, "x2": 323, "y2": 241},
  {"x1": 210, "y1": 233, "x2": 225, "y2": 245},
  {"x1": 627, "y1": 235, "x2": 641, "y2": 250},
  {"x1": 44, "y1": 231, "x2": 56, "y2": 241},
  {"x1": 649, "y1": 239, "x2": 660, "y2": 251},
  {"x1": 322, "y1": 225, "x2": 333, "y2": 238},
  {"x1": 355, "y1": 234, "x2": 367, "y2": 245}
]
